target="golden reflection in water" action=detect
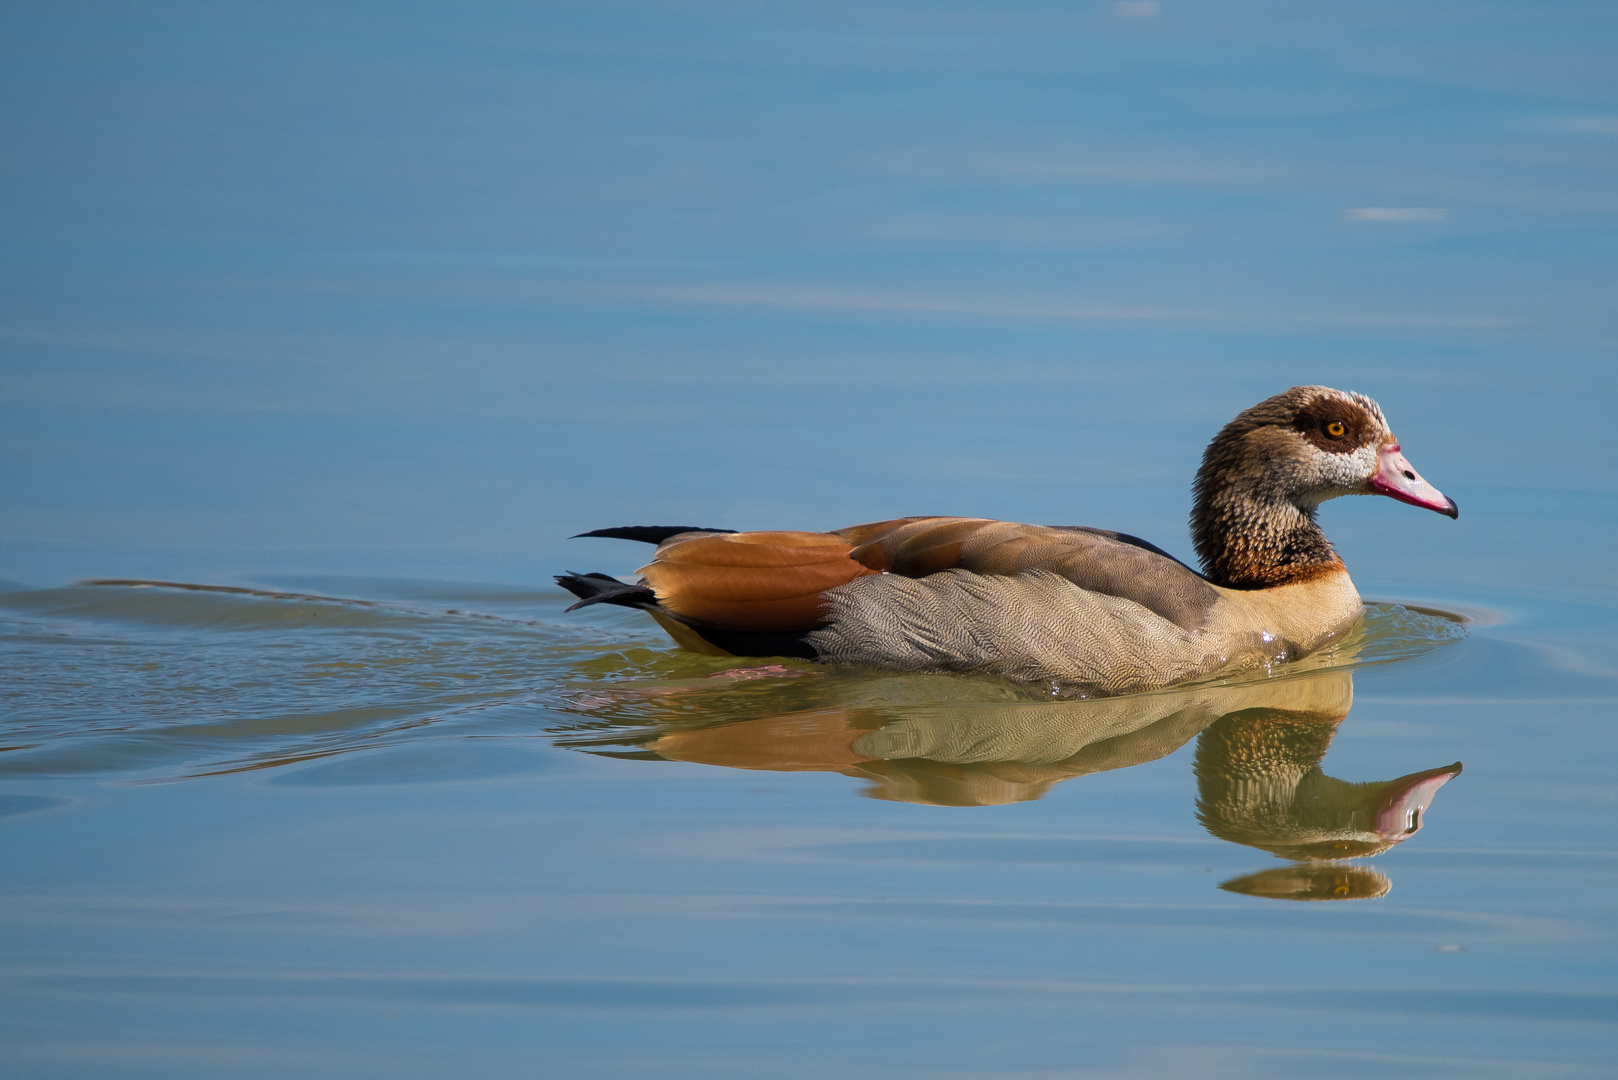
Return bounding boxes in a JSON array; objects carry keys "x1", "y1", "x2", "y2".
[
  {"x1": 563, "y1": 659, "x2": 1461, "y2": 901},
  {"x1": 1218, "y1": 864, "x2": 1392, "y2": 901}
]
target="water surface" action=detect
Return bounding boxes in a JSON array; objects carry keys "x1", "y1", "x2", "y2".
[{"x1": 3, "y1": 575, "x2": 1616, "y2": 1078}]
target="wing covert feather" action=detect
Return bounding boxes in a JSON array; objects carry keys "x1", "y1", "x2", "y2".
[{"x1": 837, "y1": 518, "x2": 1217, "y2": 631}]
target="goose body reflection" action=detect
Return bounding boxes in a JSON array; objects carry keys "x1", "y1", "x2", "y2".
[
  {"x1": 559, "y1": 603, "x2": 1465, "y2": 899},
  {"x1": 650, "y1": 668, "x2": 1355, "y2": 808}
]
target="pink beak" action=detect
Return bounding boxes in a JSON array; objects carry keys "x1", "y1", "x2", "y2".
[
  {"x1": 1374, "y1": 762, "x2": 1462, "y2": 840},
  {"x1": 1368, "y1": 443, "x2": 1459, "y2": 518}
]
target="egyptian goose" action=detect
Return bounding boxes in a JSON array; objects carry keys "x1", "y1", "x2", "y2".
[{"x1": 558, "y1": 386, "x2": 1457, "y2": 695}]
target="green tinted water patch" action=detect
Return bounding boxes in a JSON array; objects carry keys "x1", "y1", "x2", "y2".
[{"x1": 0, "y1": 582, "x2": 605, "y2": 780}]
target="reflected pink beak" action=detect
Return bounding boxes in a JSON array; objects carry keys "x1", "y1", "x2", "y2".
[
  {"x1": 1368, "y1": 443, "x2": 1459, "y2": 518},
  {"x1": 1375, "y1": 762, "x2": 1462, "y2": 840}
]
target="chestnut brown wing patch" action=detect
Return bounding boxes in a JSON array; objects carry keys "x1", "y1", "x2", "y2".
[{"x1": 640, "y1": 531, "x2": 878, "y2": 631}]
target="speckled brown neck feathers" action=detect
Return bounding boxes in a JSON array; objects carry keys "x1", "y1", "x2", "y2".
[
  {"x1": 1190, "y1": 489, "x2": 1340, "y2": 589},
  {"x1": 1190, "y1": 388, "x2": 1384, "y2": 589}
]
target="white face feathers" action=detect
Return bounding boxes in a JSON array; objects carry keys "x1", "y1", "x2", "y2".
[{"x1": 1272, "y1": 388, "x2": 1392, "y2": 508}]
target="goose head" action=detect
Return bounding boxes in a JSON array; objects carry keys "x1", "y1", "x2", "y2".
[{"x1": 1192, "y1": 386, "x2": 1457, "y2": 588}]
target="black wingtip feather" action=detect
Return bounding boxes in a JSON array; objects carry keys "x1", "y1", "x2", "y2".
[{"x1": 571, "y1": 525, "x2": 737, "y2": 544}]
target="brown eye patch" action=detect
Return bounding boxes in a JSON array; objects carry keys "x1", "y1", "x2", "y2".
[{"x1": 1292, "y1": 397, "x2": 1377, "y2": 453}]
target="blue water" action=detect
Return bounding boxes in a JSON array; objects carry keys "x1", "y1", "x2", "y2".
[{"x1": 3, "y1": 2, "x2": 1617, "y2": 1076}]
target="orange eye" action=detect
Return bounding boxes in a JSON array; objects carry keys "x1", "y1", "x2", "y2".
[{"x1": 1326, "y1": 421, "x2": 1345, "y2": 437}]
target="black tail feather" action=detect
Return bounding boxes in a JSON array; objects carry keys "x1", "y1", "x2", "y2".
[
  {"x1": 554, "y1": 571, "x2": 658, "y2": 612},
  {"x1": 571, "y1": 525, "x2": 736, "y2": 544},
  {"x1": 555, "y1": 564, "x2": 819, "y2": 661}
]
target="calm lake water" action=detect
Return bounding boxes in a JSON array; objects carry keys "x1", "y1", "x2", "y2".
[{"x1": 3, "y1": 3, "x2": 1617, "y2": 1077}]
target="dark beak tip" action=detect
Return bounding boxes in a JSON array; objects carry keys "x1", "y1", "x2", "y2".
[{"x1": 1443, "y1": 497, "x2": 1459, "y2": 520}]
